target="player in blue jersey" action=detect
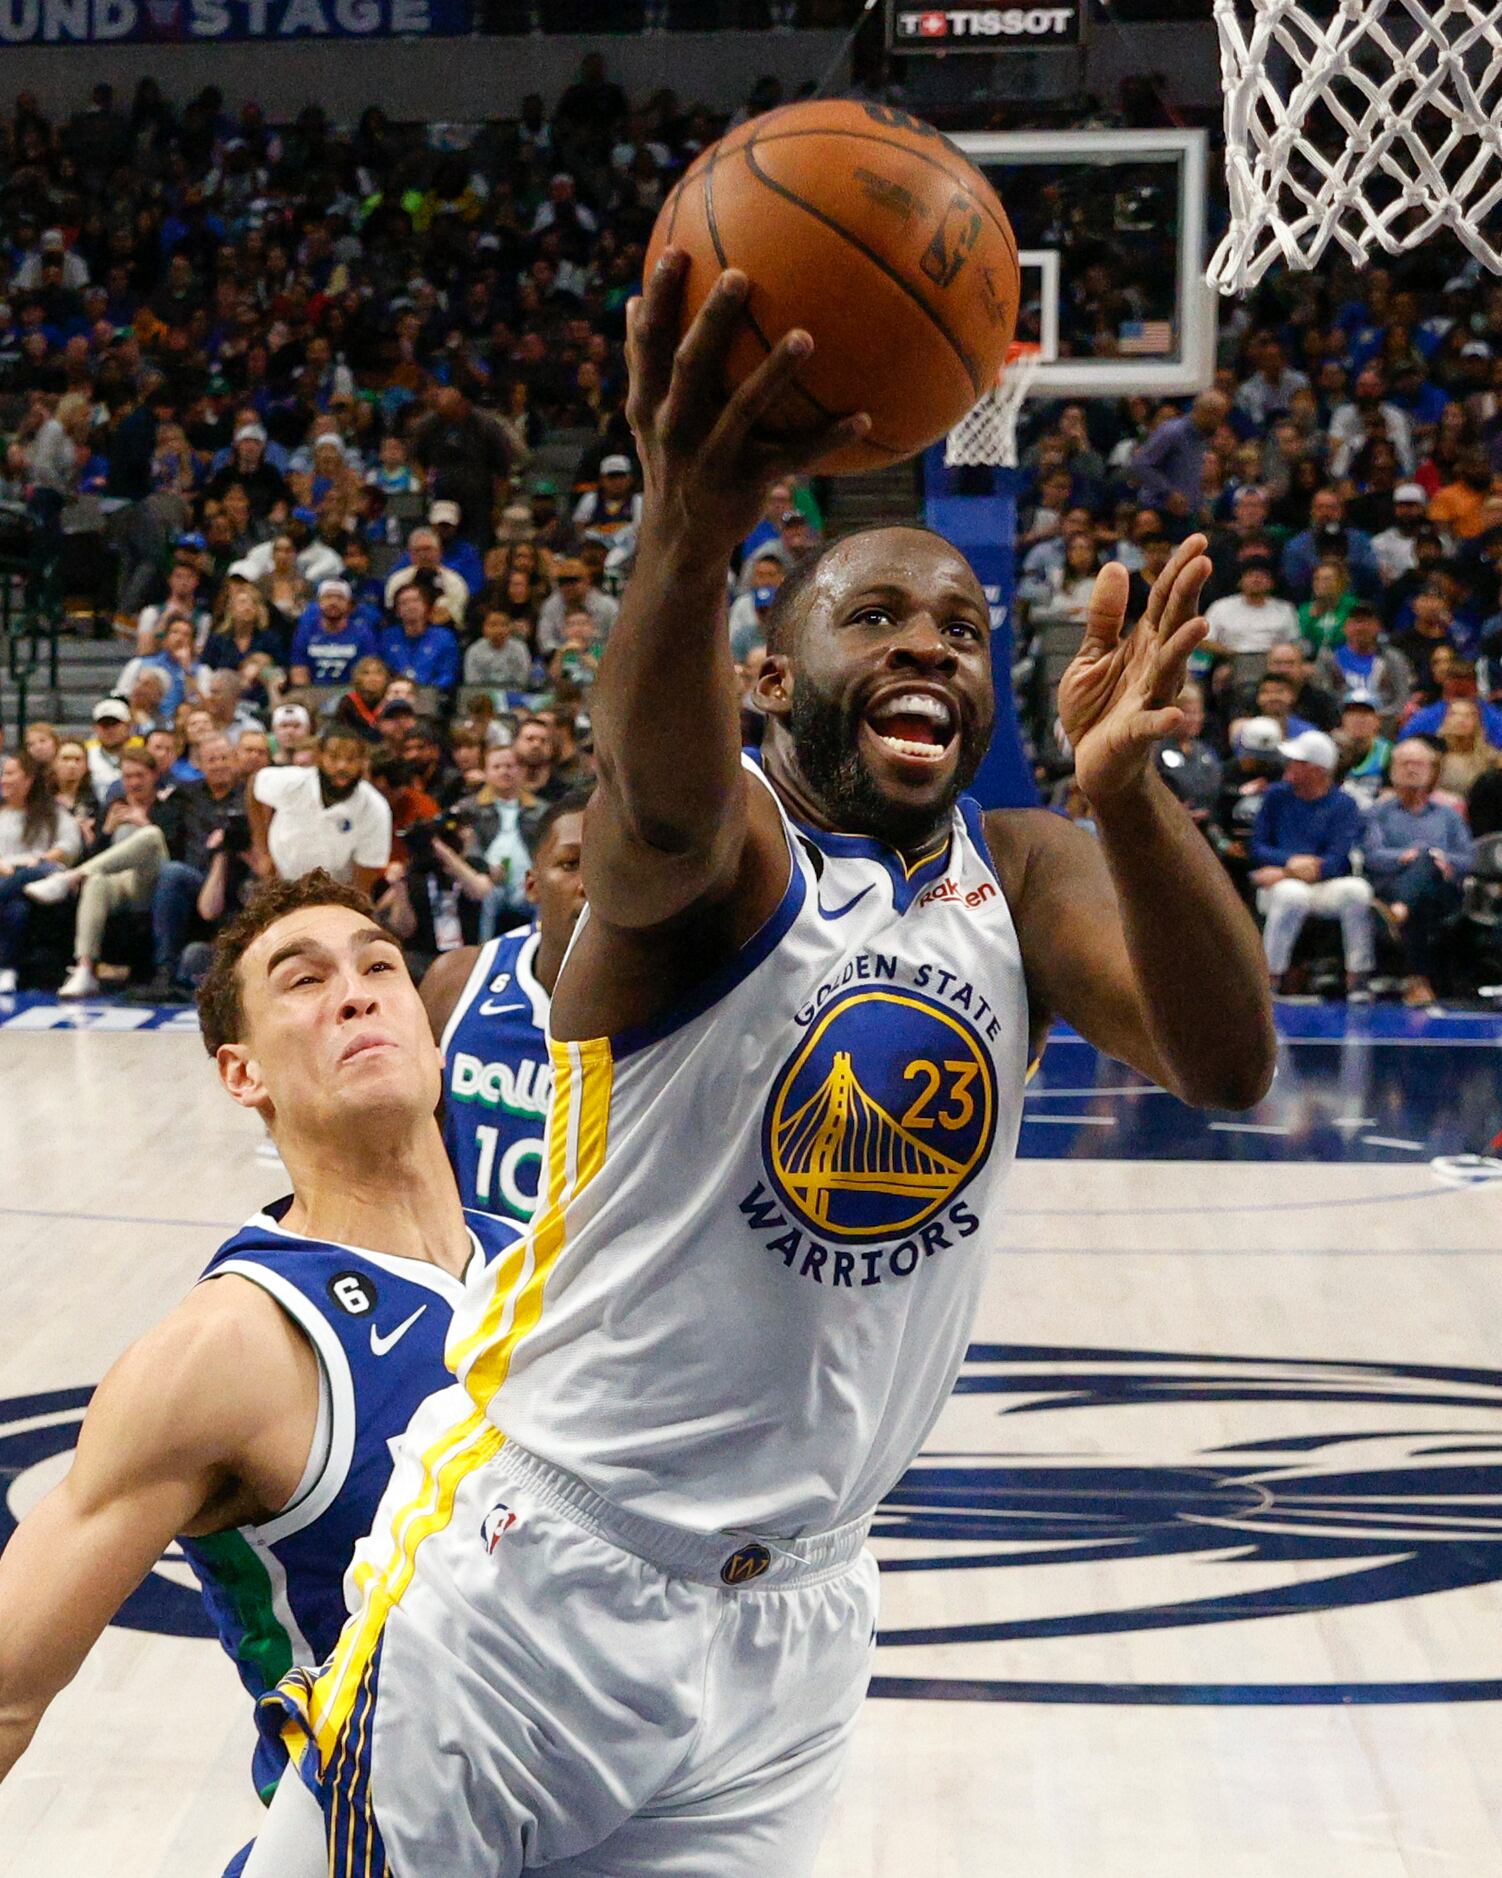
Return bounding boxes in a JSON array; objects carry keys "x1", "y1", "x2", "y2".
[
  {"x1": 420, "y1": 790, "x2": 590, "y2": 1225},
  {"x1": 0, "y1": 871, "x2": 516, "y2": 1874}
]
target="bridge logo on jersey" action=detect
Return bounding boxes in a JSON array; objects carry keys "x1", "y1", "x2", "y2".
[
  {"x1": 763, "y1": 987, "x2": 995, "y2": 1240},
  {"x1": 868, "y1": 1345, "x2": 1502, "y2": 1706},
  {"x1": 0, "y1": 1387, "x2": 213, "y2": 1639}
]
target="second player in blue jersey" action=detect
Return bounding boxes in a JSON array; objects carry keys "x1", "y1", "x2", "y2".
[{"x1": 422, "y1": 791, "x2": 590, "y2": 1223}]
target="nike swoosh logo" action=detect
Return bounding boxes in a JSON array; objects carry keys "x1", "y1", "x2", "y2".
[
  {"x1": 369, "y1": 1305, "x2": 426, "y2": 1357},
  {"x1": 479, "y1": 1001, "x2": 528, "y2": 1017},
  {"x1": 816, "y1": 884, "x2": 874, "y2": 921}
]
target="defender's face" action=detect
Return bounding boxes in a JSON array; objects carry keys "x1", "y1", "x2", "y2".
[
  {"x1": 527, "y1": 810, "x2": 587, "y2": 950},
  {"x1": 759, "y1": 530, "x2": 994, "y2": 847},
  {"x1": 227, "y1": 906, "x2": 440, "y2": 1136}
]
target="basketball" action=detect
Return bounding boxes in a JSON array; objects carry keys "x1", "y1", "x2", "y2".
[{"x1": 645, "y1": 99, "x2": 1020, "y2": 475}]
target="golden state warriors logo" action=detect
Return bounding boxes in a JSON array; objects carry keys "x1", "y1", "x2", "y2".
[{"x1": 764, "y1": 988, "x2": 996, "y2": 1240}]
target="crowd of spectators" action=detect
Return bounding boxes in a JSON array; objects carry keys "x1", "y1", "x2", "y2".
[
  {"x1": 0, "y1": 68, "x2": 826, "y2": 997},
  {"x1": 1014, "y1": 270, "x2": 1502, "y2": 1004},
  {"x1": 3, "y1": 73, "x2": 1502, "y2": 1007}
]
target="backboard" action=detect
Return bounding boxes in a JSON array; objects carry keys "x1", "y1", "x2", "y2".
[{"x1": 952, "y1": 128, "x2": 1217, "y2": 399}]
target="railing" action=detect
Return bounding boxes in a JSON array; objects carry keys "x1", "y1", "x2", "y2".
[{"x1": 0, "y1": 552, "x2": 58, "y2": 741}]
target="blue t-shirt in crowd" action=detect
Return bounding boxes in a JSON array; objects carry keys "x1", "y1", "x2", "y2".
[
  {"x1": 443, "y1": 539, "x2": 485, "y2": 594},
  {"x1": 1251, "y1": 780, "x2": 1362, "y2": 878},
  {"x1": 1362, "y1": 796, "x2": 1476, "y2": 889},
  {"x1": 1404, "y1": 699, "x2": 1502, "y2": 745},
  {"x1": 290, "y1": 615, "x2": 380, "y2": 686},
  {"x1": 380, "y1": 623, "x2": 461, "y2": 690},
  {"x1": 1330, "y1": 646, "x2": 1377, "y2": 690}
]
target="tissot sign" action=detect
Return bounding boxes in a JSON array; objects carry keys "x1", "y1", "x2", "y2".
[{"x1": 888, "y1": 3, "x2": 1084, "y2": 50}]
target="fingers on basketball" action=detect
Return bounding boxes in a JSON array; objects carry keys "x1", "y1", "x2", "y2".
[{"x1": 626, "y1": 254, "x2": 688, "y2": 423}]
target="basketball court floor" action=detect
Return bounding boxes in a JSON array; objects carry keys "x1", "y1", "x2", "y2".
[{"x1": 3, "y1": 997, "x2": 1502, "y2": 1875}]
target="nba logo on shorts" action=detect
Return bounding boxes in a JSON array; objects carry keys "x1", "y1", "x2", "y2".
[{"x1": 481, "y1": 1502, "x2": 518, "y2": 1554}]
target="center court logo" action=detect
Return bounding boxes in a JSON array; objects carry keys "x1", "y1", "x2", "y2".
[
  {"x1": 762, "y1": 987, "x2": 996, "y2": 1241},
  {"x1": 869, "y1": 1345, "x2": 1502, "y2": 1705},
  {"x1": 0, "y1": 1387, "x2": 211, "y2": 1638}
]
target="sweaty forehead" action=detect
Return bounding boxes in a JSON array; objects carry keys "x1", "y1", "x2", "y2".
[{"x1": 809, "y1": 529, "x2": 986, "y2": 616}]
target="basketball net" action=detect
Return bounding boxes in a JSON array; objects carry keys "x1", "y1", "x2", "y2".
[
  {"x1": 1208, "y1": 0, "x2": 1502, "y2": 296},
  {"x1": 944, "y1": 344, "x2": 1042, "y2": 471}
]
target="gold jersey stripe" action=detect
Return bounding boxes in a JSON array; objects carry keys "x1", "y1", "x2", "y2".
[{"x1": 461, "y1": 1036, "x2": 613, "y2": 1414}]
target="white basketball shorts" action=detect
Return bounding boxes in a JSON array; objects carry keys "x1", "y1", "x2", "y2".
[{"x1": 255, "y1": 1385, "x2": 879, "y2": 1878}]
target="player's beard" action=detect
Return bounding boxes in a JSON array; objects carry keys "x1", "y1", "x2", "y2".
[{"x1": 787, "y1": 674, "x2": 989, "y2": 853}]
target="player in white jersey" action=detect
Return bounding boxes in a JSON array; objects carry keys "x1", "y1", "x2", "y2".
[{"x1": 250, "y1": 257, "x2": 1275, "y2": 1877}]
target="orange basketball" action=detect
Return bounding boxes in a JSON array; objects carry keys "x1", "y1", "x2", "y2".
[{"x1": 645, "y1": 100, "x2": 1019, "y2": 475}]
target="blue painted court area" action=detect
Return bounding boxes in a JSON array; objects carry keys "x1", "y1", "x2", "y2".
[
  {"x1": 5, "y1": 992, "x2": 1501, "y2": 1165},
  {"x1": 1027, "y1": 1003, "x2": 1502, "y2": 1165}
]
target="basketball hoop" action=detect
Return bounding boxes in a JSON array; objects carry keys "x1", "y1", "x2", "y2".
[
  {"x1": 1207, "y1": 0, "x2": 1502, "y2": 296},
  {"x1": 945, "y1": 344, "x2": 1043, "y2": 471}
]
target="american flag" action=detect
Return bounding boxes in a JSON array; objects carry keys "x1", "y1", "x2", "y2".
[{"x1": 1118, "y1": 320, "x2": 1175, "y2": 356}]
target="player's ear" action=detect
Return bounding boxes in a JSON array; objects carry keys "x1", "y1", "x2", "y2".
[
  {"x1": 217, "y1": 1041, "x2": 268, "y2": 1113},
  {"x1": 755, "y1": 653, "x2": 793, "y2": 721}
]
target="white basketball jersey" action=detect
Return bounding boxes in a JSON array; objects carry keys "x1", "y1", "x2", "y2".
[{"x1": 448, "y1": 756, "x2": 1030, "y2": 1537}]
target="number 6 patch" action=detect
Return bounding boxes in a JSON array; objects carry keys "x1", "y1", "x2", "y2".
[{"x1": 328, "y1": 1271, "x2": 378, "y2": 1317}]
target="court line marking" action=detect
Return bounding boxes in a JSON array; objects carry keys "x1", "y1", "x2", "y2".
[
  {"x1": 868, "y1": 1674, "x2": 1502, "y2": 1706},
  {"x1": 1207, "y1": 1122, "x2": 1291, "y2": 1136},
  {"x1": 1364, "y1": 1137, "x2": 1427, "y2": 1152},
  {"x1": 1047, "y1": 1035, "x2": 1502, "y2": 1049},
  {"x1": 1008, "y1": 1185, "x2": 1464, "y2": 1218},
  {"x1": 994, "y1": 1244, "x2": 1502, "y2": 1256},
  {"x1": 1021, "y1": 1115, "x2": 1117, "y2": 1127},
  {"x1": 0, "y1": 1205, "x2": 235, "y2": 1230}
]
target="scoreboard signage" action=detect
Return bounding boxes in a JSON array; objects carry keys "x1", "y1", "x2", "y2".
[{"x1": 888, "y1": 3, "x2": 1085, "y2": 51}]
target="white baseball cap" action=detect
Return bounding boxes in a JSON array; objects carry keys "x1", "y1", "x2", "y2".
[
  {"x1": 600, "y1": 454, "x2": 633, "y2": 477},
  {"x1": 272, "y1": 703, "x2": 312, "y2": 734},
  {"x1": 234, "y1": 423, "x2": 268, "y2": 444},
  {"x1": 428, "y1": 499, "x2": 461, "y2": 526},
  {"x1": 1394, "y1": 482, "x2": 1428, "y2": 505},
  {"x1": 1278, "y1": 728, "x2": 1338, "y2": 771},
  {"x1": 317, "y1": 577, "x2": 352, "y2": 600},
  {"x1": 92, "y1": 696, "x2": 131, "y2": 724},
  {"x1": 1237, "y1": 715, "x2": 1285, "y2": 755}
]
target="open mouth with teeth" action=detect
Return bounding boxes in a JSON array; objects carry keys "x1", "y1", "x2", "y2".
[{"x1": 862, "y1": 690, "x2": 958, "y2": 769}]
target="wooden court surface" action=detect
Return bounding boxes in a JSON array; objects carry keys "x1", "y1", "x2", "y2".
[{"x1": 3, "y1": 1017, "x2": 1502, "y2": 1876}]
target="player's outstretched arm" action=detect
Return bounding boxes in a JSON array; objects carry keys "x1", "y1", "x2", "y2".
[
  {"x1": 992, "y1": 536, "x2": 1276, "y2": 1111},
  {"x1": 582, "y1": 251, "x2": 869, "y2": 936},
  {"x1": 0, "y1": 1280, "x2": 315, "y2": 1781}
]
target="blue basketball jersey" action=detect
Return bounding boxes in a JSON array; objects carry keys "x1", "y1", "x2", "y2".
[
  {"x1": 179, "y1": 1199, "x2": 515, "y2": 1800},
  {"x1": 439, "y1": 926, "x2": 552, "y2": 1225}
]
